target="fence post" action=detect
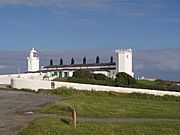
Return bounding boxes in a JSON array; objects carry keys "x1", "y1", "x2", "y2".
[{"x1": 72, "y1": 110, "x2": 77, "y2": 128}]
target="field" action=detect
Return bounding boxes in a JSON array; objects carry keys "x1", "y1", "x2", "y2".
[
  {"x1": 18, "y1": 117, "x2": 180, "y2": 135},
  {"x1": 18, "y1": 87, "x2": 180, "y2": 135},
  {"x1": 38, "y1": 87, "x2": 180, "y2": 118}
]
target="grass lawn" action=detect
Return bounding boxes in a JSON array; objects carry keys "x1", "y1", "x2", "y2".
[
  {"x1": 135, "y1": 80, "x2": 158, "y2": 88},
  {"x1": 54, "y1": 77, "x2": 180, "y2": 92},
  {"x1": 18, "y1": 117, "x2": 180, "y2": 135},
  {"x1": 38, "y1": 87, "x2": 180, "y2": 119}
]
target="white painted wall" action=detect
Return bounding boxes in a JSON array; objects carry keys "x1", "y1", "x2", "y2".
[
  {"x1": 116, "y1": 49, "x2": 134, "y2": 77},
  {"x1": 92, "y1": 71, "x2": 108, "y2": 76},
  {"x1": 27, "y1": 47, "x2": 39, "y2": 72},
  {"x1": 0, "y1": 73, "x2": 45, "y2": 85},
  {"x1": 11, "y1": 78, "x2": 52, "y2": 90},
  {"x1": 11, "y1": 78, "x2": 180, "y2": 97}
]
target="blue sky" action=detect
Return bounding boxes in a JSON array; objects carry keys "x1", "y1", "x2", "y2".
[
  {"x1": 0, "y1": 0, "x2": 180, "y2": 81},
  {"x1": 0, "y1": 0, "x2": 180, "y2": 50}
]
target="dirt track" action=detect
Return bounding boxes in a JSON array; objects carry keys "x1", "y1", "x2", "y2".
[{"x1": 0, "y1": 89, "x2": 61, "y2": 135}]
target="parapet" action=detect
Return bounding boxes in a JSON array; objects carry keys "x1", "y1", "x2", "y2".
[{"x1": 115, "y1": 48, "x2": 132, "y2": 53}]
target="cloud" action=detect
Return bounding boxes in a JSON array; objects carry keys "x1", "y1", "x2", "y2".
[
  {"x1": 154, "y1": 18, "x2": 180, "y2": 23},
  {"x1": 0, "y1": 0, "x2": 165, "y2": 17},
  {"x1": 0, "y1": 65, "x2": 8, "y2": 69},
  {"x1": 70, "y1": 18, "x2": 94, "y2": 25},
  {"x1": 7, "y1": 19, "x2": 33, "y2": 28},
  {"x1": 0, "y1": 48, "x2": 180, "y2": 81},
  {"x1": 0, "y1": 0, "x2": 109, "y2": 10},
  {"x1": 134, "y1": 48, "x2": 180, "y2": 72}
]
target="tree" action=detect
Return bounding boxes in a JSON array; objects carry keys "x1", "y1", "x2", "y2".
[
  {"x1": 60, "y1": 58, "x2": 63, "y2": 65},
  {"x1": 96, "y1": 56, "x2": 100, "y2": 64},
  {"x1": 71, "y1": 57, "x2": 75, "y2": 65},
  {"x1": 83, "y1": 57, "x2": 86, "y2": 64},
  {"x1": 115, "y1": 72, "x2": 136, "y2": 86},
  {"x1": 50, "y1": 59, "x2": 53, "y2": 66},
  {"x1": 110, "y1": 56, "x2": 113, "y2": 63},
  {"x1": 73, "y1": 69, "x2": 94, "y2": 79}
]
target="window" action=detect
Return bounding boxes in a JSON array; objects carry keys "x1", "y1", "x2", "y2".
[{"x1": 33, "y1": 52, "x2": 38, "y2": 57}]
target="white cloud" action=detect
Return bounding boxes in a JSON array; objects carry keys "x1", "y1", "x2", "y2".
[
  {"x1": 0, "y1": 48, "x2": 180, "y2": 80},
  {"x1": 0, "y1": 0, "x2": 165, "y2": 17},
  {"x1": 134, "y1": 49, "x2": 180, "y2": 72},
  {"x1": 0, "y1": 0, "x2": 108, "y2": 10},
  {"x1": 154, "y1": 18, "x2": 180, "y2": 23},
  {"x1": 0, "y1": 65, "x2": 8, "y2": 69},
  {"x1": 7, "y1": 19, "x2": 33, "y2": 28}
]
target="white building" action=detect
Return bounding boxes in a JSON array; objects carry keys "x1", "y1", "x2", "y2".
[
  {"x1": 37, "y1": 48, "x2": 134, "y2": 78},
  {"x1": 116, "y1": 49, "x2": 134, "y2": 77},
  {"x1": 27, "y1": 47, "x2": 39, "y2": 72}
]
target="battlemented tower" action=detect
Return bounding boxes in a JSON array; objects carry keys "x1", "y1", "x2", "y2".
[
  {"x1": 115, "y1": 49, "x2": 134, "y2": 77},
  {"x1": 27, "y1": 47, "x2": 39, "y2": 72}
]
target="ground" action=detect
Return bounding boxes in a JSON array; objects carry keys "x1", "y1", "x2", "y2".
[
  {"x1": 0, "y1": 88, "x2": 60, "y2": 135},
  {"x1": 19, "y1": 88, "x2": 180, "y2": 135},
  {"x1": 1, "y1": 86, "x2": 180, "y2": 135}
]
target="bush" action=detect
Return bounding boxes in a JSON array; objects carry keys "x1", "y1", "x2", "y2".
[
  {"x1": 93, "y1": 73, "x2": 109, "y2": 81},
  {"x1": 73, "y1": 69, "x2": 94, "y2": 79},
  {"x1": 115, "y1": 72, "x2": 136, "y2": 86}
]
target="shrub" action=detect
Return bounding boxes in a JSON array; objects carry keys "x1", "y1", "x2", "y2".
[
  {"x1": 115, "y1": 72, "x2": 136, "y2": 86},
  {"x1": 73, "y1": 69, "x2": 94, "y2": 79},
  {"x1": 93, "y1": 73, "x2": 109, "y2": 81}
]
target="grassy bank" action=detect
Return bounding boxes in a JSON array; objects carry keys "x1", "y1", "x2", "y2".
[
  {"x1": 54, "y1": 77, "x2": 180, "y2": 92},
  {"x1": 18, "y1": 117, "x2": 180, "y2": 135},
  {"x1": 38, "y1": 87, "x2": 180, "y2": 119}
]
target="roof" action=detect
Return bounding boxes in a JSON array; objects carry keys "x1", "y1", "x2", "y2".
[
  {"x1": 38, "y1": 67, "x2": 115, "y2": 73},
  {"x1": 44, "y1": 62, "x2": 116, "y2": 69}
]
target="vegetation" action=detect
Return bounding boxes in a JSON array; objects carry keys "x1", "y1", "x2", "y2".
[
  {"x1": 115, "y1": 72, "x2": 136, "y2": 86},
  {"x1": 18, "y1": 88, "x2": 180, "y2": 135},
  {"x1": 73, "y1": 69, "x2": 94, "y2": 79},
  {"x1": 38, "y1": 87, "x2": 180, "y2": 119},
  {"x1": 18, "y1": 117, "x2": 180, "y2": 135},
  {"x1": 54, "y1": 69, "x2": 180, "y2": 92},
  {"x1": 134, "y1": 79, "x2": 180, "y2": 92}
]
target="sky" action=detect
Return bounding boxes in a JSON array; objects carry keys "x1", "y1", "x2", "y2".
[{"x1": 0, "y1": 0, "x2": 180, "y2": 81}]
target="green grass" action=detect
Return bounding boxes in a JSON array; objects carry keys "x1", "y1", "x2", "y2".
[
  {"x1": 38, "y1": 87, "x2": 180, "y2": 119},
  {"x1": 18, "y1": 117, "x2": 180, "y2": 135},
  {"x1": 18, "y1": 88, "x2": 180, "y2": 135},
  {"x1": 136, "y1": 80, "x2": 158, "y2": 87},
  {"x1": 54, "y1": 77, "x2": 180, "y2": 92}
]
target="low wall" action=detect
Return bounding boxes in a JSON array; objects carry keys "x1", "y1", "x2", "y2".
[
  {"x1": 11, "y1": 78, "x2": 52, "y2": 91},
  {"x1": 11, "y1": 78, "x2": 180, "y2": 97},
  {"x1": 0, "y1": 74, "x2": 21, "y2": 85},
  {"x1": 0, "y1": 73, "x2": 45, "y2": 85}
]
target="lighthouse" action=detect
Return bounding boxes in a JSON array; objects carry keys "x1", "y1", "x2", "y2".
[
  {"x1": 27, "y1": 47, "x2": 39, "y2": 72},
  {"x1": 115, "y1": 49, "x2": 134, "y2": 77}
]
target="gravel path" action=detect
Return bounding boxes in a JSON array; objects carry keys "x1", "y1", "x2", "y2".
[
  {"x1": 61, "y1": 116, "x2": 180, "y2": 123},
  {"x1": 0, "y1": 89, "x2": 61, "y2": 135}
]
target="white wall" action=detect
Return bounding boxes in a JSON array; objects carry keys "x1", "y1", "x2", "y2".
[
  {"x1": 27, "y1": 48, "x2": 39, "y2": 72},
  {"x1": 92, "y1": 71, "x2": 108, "y2": 76},
  {"x1": 116, "y1": 49, "x2": 134, "y2": 77},
  {"x1": 11, "y1": 78, "x2": 180, "y2": 97},
  {"x1": 11, "y1": 78, "x2": 52, "y2": 90},
  {"x1": 0, "y1": 73, "x2": 45, "y2": 85}
]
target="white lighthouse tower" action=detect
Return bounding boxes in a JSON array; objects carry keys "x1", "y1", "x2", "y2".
[
  {"x1": 27, "y1": 47, "x2": 39, "y2": 72},
  {"x1": 115, "y1": 48, "x2": 134, "y2": 77}
]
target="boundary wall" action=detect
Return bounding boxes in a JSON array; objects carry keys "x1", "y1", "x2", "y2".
[
  {"x1": 11, "y1": 78, "x2": 180, "y2": 97},
  {"x1": 0, "y1": 73, "x2": 45, "y2": 85}
]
